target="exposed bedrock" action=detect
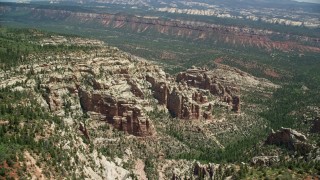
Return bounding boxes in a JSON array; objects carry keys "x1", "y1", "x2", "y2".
[
  {"x1": 78, "y1": 88, "x2": 154, "y2": 137},
  {"x1": 265, "y1": 128, "x2": 314, "y2": 154},
  {"x1": 146, "y1": 67, "x2": 241, "y2": 120}
]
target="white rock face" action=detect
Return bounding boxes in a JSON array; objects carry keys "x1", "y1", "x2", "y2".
[
  {"x1": 77, "y1": 149, "x2": 131, "y2": 180},
  {"x1": 100, "y1": 156, "x2": 131, "y2": 180}
]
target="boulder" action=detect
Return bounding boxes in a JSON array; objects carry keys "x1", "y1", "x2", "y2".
[{"x1": 265, "y1": 128, "x2": 313, "y2": 154}]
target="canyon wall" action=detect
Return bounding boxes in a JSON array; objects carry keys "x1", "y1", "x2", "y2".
[{"x1": 1, "y1": 5, "x2": 320, "y2": 52}]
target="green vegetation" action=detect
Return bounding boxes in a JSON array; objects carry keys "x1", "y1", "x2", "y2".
[
  {"x1": 0, "y1": 85, "x2": 68, "y2": 178},
  {"x1": 0, "y1": 4, "x2": 319, "y2": 176},
  {"x1": 0, "y1": 27, "x2": 99, "y2": 70},
  {"x1": 0, "y1": 27, "x2": 101, "y2": 178}
]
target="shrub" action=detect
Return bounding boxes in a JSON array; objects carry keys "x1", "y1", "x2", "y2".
[
  {"x1": 6, "y1": 159, "x2": 14, "y2": 167},
  {"x1": 0, "y1": 167, "x2": 5, "y2": 176}
]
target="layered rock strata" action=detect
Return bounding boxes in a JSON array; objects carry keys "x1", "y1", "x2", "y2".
[
  {"x1": 146, "y1": 66, "x2": 241, "y2": 120},
  {"x1": 176, "y1": 67, "x2": 240, "y2": 113},
  {"x1": 146, "y1": 74, "x2": 212, "y2": 120},
  {"x1": 24, "y1": 44, "x2": 158, "y2": 136},
  {"x1": 79, "y1": 89, "x2": 153, "y2": 136}
]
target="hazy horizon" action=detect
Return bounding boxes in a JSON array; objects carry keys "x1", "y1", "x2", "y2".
[
  {"x1": 1, "y1": 0, "x2": 320, "y2": 3},
  {"x1": 295, "y1": 0, "x2": 320, "y2": 3}
]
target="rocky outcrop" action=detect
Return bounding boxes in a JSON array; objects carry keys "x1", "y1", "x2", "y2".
[
  {"x1": 251, "y1": 156, "x2": 279, "y2": 166},
  {"x1": 265, "y1": 128, "x2": 313, "y2": 154},
  {"x1": 146, "y1": 75, "x2": 168, "y2": 105},
  {"x1": 193, "y1": 162, "x2": 215, "y2": 179},
  {"x1": 167, "y1": 88, "x2": 202, "y2": 119},
  {"x1": 146, "y1": 66, "x2": 243, "y2": 120},
  {"x1": 176, "y1": 67, "x2": 240, "y2": 113},
  {"x1": 79, "y1": 88, "x2": 153, "y2": 136},
  {"x1": 147, "y1": 74, "x2": 211, "y2": 120},
  {"x1": 26, "y1": 44, "x2": 160, "y2": 137}
]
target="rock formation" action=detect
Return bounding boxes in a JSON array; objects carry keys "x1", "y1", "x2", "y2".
[
  {"x1": 193, "y1": 162, "x2": 215, "y2": 179},
  {"x1": 26, "y1": 45, "x2": 160, "y2": 137},
  {"x1": 176, "y1": 67, "x2": 240, "y2": 113},
  {"x1": 79, "y1": 88, "x2": 153, "y2": 136},
  {"x1": 147, "y1": 74, "x2": 212, "y2": 120},
  {"x1": 146, "y1": 66, "x2": 242, "y2": 120},
  {"x1": 15, "y1": 35, "x2": 246, "y2": 135},
  {"x1": 265, "y1": 128, "x2": 313, "y2": 154},
  {"x1": 8, "y1": 37, "x2": 250, "y2": 142}
]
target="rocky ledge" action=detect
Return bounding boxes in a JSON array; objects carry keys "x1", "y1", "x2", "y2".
[{"x1": 265, "y1": 128, "x2": 314, "y2": 154}]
